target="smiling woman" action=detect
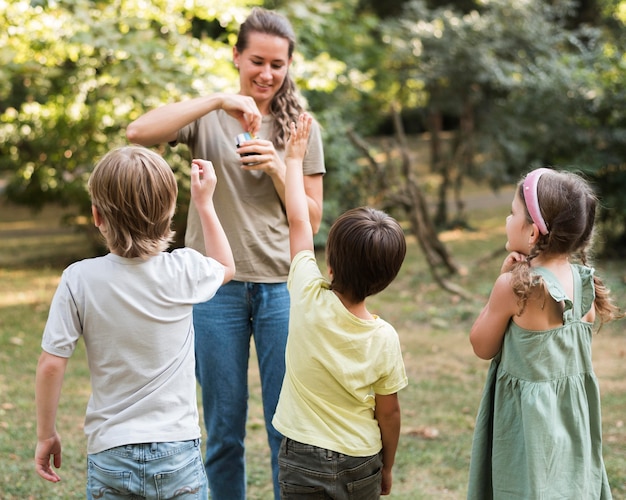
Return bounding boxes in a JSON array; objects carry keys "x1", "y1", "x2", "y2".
[{"x1": 125, "y1": 8, "x2": 325, "y2": 500}]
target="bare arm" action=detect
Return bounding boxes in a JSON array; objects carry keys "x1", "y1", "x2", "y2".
[
  {"x1": 303, "y1": 174, "x2": 324, "y2": 235},
  {"x1": 35, "y1": 351, "x2": 68, "y2": 483},
  {"x1": 263, "y1": 162, "x2": 323, "y2": 234},
  {"x1": 190, "y1": 160, "x2": 235, "y2": 283},
  {"x1": 374, "y1": 392, "x2": 402, "y2": 496},
  {"x1": 284, "y1": 114, "x2": 314, "y2": 259},
  {"x1": 469, "y1": 271, "x2": 519, "y2": 359},
  {"x1": 126, "y1": 93, "x2": 262, "y2": 146}
]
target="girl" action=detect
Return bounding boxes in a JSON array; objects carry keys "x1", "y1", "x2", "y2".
[
  {"x1": 126, "y1": 8, "x2": 325, "y2": 500},
  {"x1": 467, "y1": 167, "x2": 622, "y2": 499}
]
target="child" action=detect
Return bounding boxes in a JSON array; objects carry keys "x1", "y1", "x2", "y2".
[
  {"x1": 467, "y1": 167, "x2": 622, "y2": 499},
  {"x1": 272, "y1": 113, "x2": 408, "y2": 499},
  {"x1": 34, "y1": 145, "x2": 235, "y2": 499}
]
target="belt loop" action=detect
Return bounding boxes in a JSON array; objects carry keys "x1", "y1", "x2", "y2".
[{"x1": 151, "y1": 442, "x2": 157, "y2": 453}]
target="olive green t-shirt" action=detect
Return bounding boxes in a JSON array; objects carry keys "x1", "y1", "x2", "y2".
[{"x1": 176, "y1": 109, "x2": 325, "y2": 282}]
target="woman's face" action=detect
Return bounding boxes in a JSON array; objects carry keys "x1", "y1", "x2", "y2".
[
  {"x1": 233, "y1": 32, "x2": 291, "y2": 114},
  {"x1": 505, "y1": 190, "x2": 533, "y2": 254}
]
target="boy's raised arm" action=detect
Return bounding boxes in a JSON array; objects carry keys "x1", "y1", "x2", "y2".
[
  {"x1": 190, "y1": 159, "x2": 236, "y2": 283},
  {"x1": 284, "y1": 113, "x2": 314, "y2": 260}
]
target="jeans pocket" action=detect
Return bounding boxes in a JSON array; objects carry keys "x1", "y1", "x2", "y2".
[
  {"x1": 87, "y1": 459, "x2": 132, "y2": 499},
  {"x1": 153, "y1": 453, "x2": 206, "y2": 500},
  {"x1": 346, "y1": 458, "x2": 382, "y2": 500},
  {"x1": 280, "y1": 481, "x2": 327, "y2": 499}
]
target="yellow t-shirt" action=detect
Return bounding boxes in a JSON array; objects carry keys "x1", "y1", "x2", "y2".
[{"x1": 272, "y1": 250, "x2": 408, "y2": 456}]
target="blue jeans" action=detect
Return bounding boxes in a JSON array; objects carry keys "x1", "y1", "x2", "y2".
[
  {"x1": 278, "y1": 438, "x2": 383, "y2": 499},
  {"x1": 86, "y1": 439, "x2": 207, "y2": 499},
  {"x1": 194, "y1": 280, "x2": 289, "y2": 500}
]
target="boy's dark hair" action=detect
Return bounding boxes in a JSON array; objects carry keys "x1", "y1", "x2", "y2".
[{"x1": 326, "y1": 207, "x2": 406, "y2": 303}]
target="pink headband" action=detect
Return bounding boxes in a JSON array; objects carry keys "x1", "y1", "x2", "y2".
[{"x1": 522, "y1": 168, "x2": 551, "y2": 235}]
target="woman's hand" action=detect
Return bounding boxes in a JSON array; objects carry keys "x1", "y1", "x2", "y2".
[
  {"x1": 237, "y1": 138, "x2": 287, "y2": 180},
  {"x1": 219, "y1": 94, "x2": 262, "y2": 136}
]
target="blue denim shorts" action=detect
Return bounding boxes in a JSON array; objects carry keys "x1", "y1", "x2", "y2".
[
  {"x1": 87, "y1": 439, "x2": 208, "y2": 499},
  {"x1": 278, "y1": 438, "x2": 383, "y2": 500}
]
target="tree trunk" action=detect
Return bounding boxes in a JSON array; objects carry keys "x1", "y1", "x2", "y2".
[
  {"x1": 391, "y1": 105, "x2": 459, "y2": 277},
  {"x1": 347, "y1": 106, "x2": 469, "y2": 297},
  {"x1": 429, "y1": 109, "x2": 449, "y2": 228}
]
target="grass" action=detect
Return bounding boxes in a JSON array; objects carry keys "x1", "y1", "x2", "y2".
[{"x1": 1, "y1": 192, "x2": 625, "y2": 499}]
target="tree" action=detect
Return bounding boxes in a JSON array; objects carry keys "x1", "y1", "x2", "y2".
[
  {"x1": 2, "y1": 0, "x2": 626, "y2": 260},
  {"x1": 348, "y1": 107, "x2": 470, "y2": 297},
  {"x1": 380, "y1": 0, "x2": 599, "y2": 220},
  {"x1": 1, "y1": 1, "x2": 347, "y2": 247},
  {"x1": 1, "y1": 0, "x2": 247, "y2": 244}
]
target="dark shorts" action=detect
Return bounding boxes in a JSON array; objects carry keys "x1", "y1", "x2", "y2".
[{"x1": 278, "y1": 437, "x2": 383, "y2": 499}]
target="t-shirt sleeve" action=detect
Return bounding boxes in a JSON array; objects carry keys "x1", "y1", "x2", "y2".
[
  {"x1": 174, "y1": 248, "x2": 225, "y2": 303},
  {"x1": 172, "y1": 118, "x2": 199, "y2": 148},
  {"x1": 287, "y1": 250, "x2": 324, "y2": 298},
  {"x1": 41, "y1": 269, "x2": 82, "y2": 358},
  {"x1": 303, "y1": 120, "x2": 326, "y2": 176},
  {"x1": 372, "y1": 323, "x2": 408, "y2": 396}
]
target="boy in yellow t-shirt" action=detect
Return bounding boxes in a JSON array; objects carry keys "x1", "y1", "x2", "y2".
[{"x1": 272, "y1": 114, "x2": 408, "y2": 499}]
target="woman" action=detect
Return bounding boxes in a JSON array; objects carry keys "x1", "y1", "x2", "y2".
[{"x1": 126, "y1": 8, "x2": 325, "y2": 500}]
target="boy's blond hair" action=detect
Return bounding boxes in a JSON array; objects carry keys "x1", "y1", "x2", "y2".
[{"x1": 88, "y1": 145, "x2": 177, "y2": 258}]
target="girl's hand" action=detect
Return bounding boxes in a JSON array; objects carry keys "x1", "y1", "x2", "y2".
[{"x1": 500, "y1": 251, "x2": 527, "y2": 274}]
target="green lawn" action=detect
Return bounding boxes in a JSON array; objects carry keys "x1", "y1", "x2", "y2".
[{"x1": 1, "y1": 196, "x2": 624, "y2": 499}]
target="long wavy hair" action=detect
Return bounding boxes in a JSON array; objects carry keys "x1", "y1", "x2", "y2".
[
  {"x1": 235, "y1": 7, "x2": 304, "y2": 149},
  {"x1": 510, "y1": 168, "x2": 622, "y2": 325}
]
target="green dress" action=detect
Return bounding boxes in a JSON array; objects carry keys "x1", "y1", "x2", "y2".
[{"x1": 467, "y1": 265, "x2": 612, "y2": 499}]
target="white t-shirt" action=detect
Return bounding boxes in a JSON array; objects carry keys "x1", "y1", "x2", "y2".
[
  {"x1": 41, "y1": 248, "x2": 225, "y2": 454},
  {"x1": 272, "y1": 250, "x2": 408, "y2": 456}
]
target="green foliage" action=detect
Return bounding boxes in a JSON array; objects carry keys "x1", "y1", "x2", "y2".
[
  {"x1": 2, "y1": 0, "x2": 626, "y2": 250},
  {"x1": 2, "y1": 200, "x2": 625, "y2": 499},
  {"x1": 0, "y1": 0, "x2": 257, "y2": 214},
  {"x1": 0, "y1": 0, "x2": 361, "y2": 242},
  {"x1": 375, "y1": 0, "x2": 626, "y2": 249}
]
